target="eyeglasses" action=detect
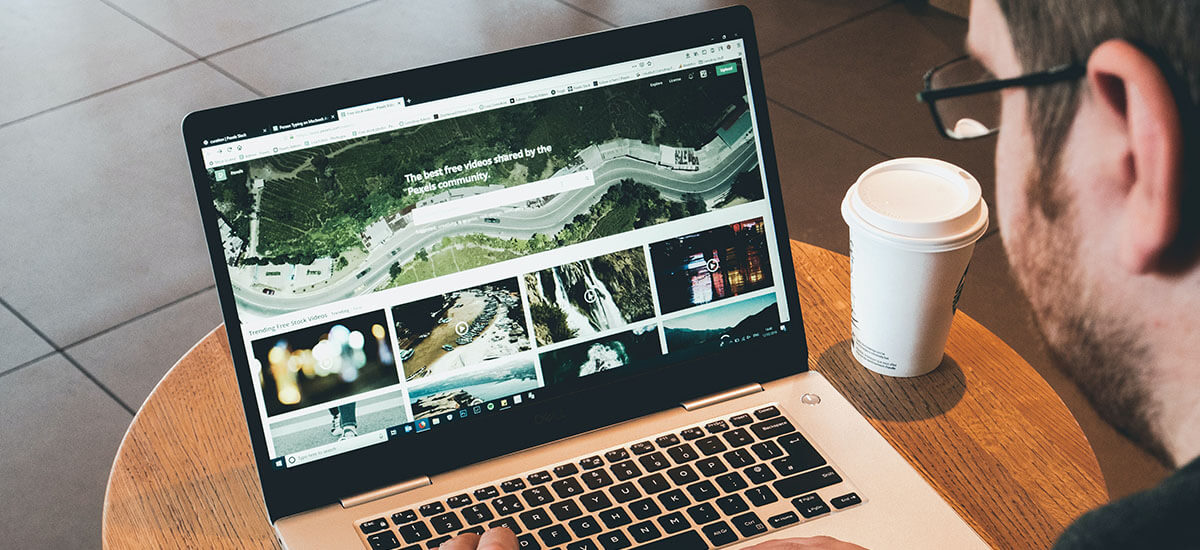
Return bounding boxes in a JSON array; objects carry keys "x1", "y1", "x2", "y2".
[{"x1": 917, "y1": 55, "x2": 1085, "y2": 140}]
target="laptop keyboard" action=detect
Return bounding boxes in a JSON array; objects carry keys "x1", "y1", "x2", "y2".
[{"x1": 356, "y1": 404, "x2": 862, "y2": 549}]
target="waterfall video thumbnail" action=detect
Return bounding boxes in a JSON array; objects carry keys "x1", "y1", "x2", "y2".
[
  {"x1": 406, "y1": 359, "x2": 540, "y2": 420},
  {"x1": 524, "y1": 247, "x2": 655, "y2": 346},
  {"x1": 663, "y1": 293, "x2": 779, "y2": 352},
  {"x1": 252, "y1": 310, "x2": 399, "y2": 417},
  {"x1": 391, "y1": 277, "x2": 531, "y2": 381},
  {"x1": 538, "y1": 323, "x2": 663, "y2": 386},
  {"x1": 649, "y1": 217, "x2": 774, "y2": 315}
]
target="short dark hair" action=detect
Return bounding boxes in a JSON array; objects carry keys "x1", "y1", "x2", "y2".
[{"x1": 996, "y1": 0, "x2": 1200, "y2": 257}]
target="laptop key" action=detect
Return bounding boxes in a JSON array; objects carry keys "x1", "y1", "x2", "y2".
[
  {"x1": 550, "y1": 499, "x2": 583, "y2": 521},
  {"x1": 519, "y1": 508, "x2": 552, "y2": 530},
  {"x1": 580, "y1": 456, "x2": 605, "y2": 470},
  {"x1": 730, "y1": 512, "x2": 767, "y2": 537},
  {"x1": 366, "y1": 531, "x2": 401, "y2": 550},
  {"x1": 685, "y1": 480, "x2": 719, "y2": 501},
  {"x1": 398, "y1": 522, "x2": 432, "y2": 543},
  {"x1": 637, "y1": 472, "x2": 670, "y2": 494},
  {"x1": 599, "y1": 507, "x2": 632, "y2": 528},
  {"x1": 750, "y1": 440, "x2": 783, "y2": 460},
  {"x1": 655, "y1": 434, "x2": 680, "y2": 448},
  {"x1": 631, "y1": 441, "x2": 655, "y2": 455},
  {"x1": 773, "y1": 466, "x2": 843, "y2": 498},
  {"x1": 597, "y1": 530, "x2": 632, "y2": 549},
  {"x1": 419, "y1": 502, "x2": 445, "y2": 517},
  {"x1": 685, "y1": 502, "x2": 719, "y2": 525},
  {"x1": 778, "y1": 432, "x2": 827, "y2": 471},
  {"x1": 424, "y1": 535, "x2": 451, "y2": 549},
  {"x1": 446, "y1": 494, "x2": 472, "y2": 508},
  {"x1": 522, "y1": 486, "x2": 555, "y2": 507},
  {"x1": 629, "y1": 530, "x2": 707, "y2": 549},
  {"x1": 657, "y1": 512, "x2": 691, "y2": 534},
  {"x1": 831, "y1": 492, "x2": 863, "y2": 509},
  {"x1": 666, "y1": 464, "x2": 698, "y2": 486},
  {"x1": 580, "y1": 490, "x2": 613, "y2": 512},
  {"x1": 666, "y1": 443, "x2": 699, "y2": 464},
  {"x1": 715, "y1": 471, "x2": 749, "y2": 492},
  {"x1": 474, "y1": 486, "x2": 500, "y2": 501},
  {"x1": 729, "y1": 413, "x2": 753, "y2": 426},
  {"x1": 502, "y1": 478, "x2": 527, "y2": 493},
  {"x1": 551, "y1": 477, "x2": 585, "y2": 498},
  {"x1": 582, "y1": 469, "x2": 614, "y2": 490},
  {"x1": 610, "y1": 460, "x2": 642, "y2": 481},
  {"x1": 695, "y1": 457, "x2": 727, "y2": 477},
  {"x1": 745, "y1": 464, "x2": 776, "y2": 485},
  {"x1": 527, "y1": 471, "x2": 553, "y2": 485},
  {"x1": 430, "y1": 512, "x2": 463, "y2": 534},
  {"x1": 701, "y1": 521, "x2": 738, "y2": 546},
  {"x1": 538, "y1": 524, "x2": 572, "y2": 546},
  {"x1": 392, "y1": 510, "x2": 418, "y2": 525},
  {"x1": 554, "y1": 463, "x2": 579, "y2": 478},
  {"x1": 489, "y1": 516, "x2": 523, "y2": 535},
  {"x1": 767, "y1": 511, "x2": 799, "y2": 528},
  {"x1": 637, "y1": 452, "x2": 670, "y2": 472},
  {"x1": 772, "y1": 456, "x2": 805, "y2": 477},
  {"x1": 461, "y1": 503, "x2": 494, "y2": 525},
  {"x1": 716, "y1": 494, "x2": 749, "y2": 515},
  {"x1": 680, "y1": 427, "x2": 705, "y2": 440},
  {"x1": 753, "y1": 406, "x2": 781, "y2": 420},
  {"x1": 493, "y1": 495, "x2": 525, "y2": 515},
  {"x1": 695, "y1": 436, "x2": 726, "y2": 456},
  {"x1": 793, "y1": 493, "x2": 831, "y2": 518},
  {"x1": 749, "y1": 417, "x2": 795, "y2": 440},
  {"x1": 569, "y1": 515, "x2": 603, "y2": 537},
  {"x1": 629, "y1": 520, "x2": 662, "y2": 543},
  {"x1": 567, "y1": 540, "x2": 600, "y2": 550},
  {"x1": 705, "y1": 420, "x2": 729, "y2": 434},
  {"x1": 516, "y1": 533, "x2": 541, "y2": 549},
  {"x1": 723, "y1": 448, "x2": 755, "y2": 468},
  {"x1": 629, "y1": 497, "x2": 661, "y2": 520},
  {"x1": 458, "y1": 527, "x2": 485, "y2": 536},
  {"x1": 360, "y1": 518, "x2": 389, "y2": 534},
  {"x1": 604, "y1": 449, "x2": 630, "y2": 463},
  {"x1": 656, "y1": 489, "x2": 690, "y2": 511},
  {"x1": 745, "y1": 485, "x2": 779, "y2": 506},
  {"x1": 609, "y1": 482, "x2": 641, "y2": 503},
  {"x1": 722, "y1": 428, "x2": 754, "y2": 448}
]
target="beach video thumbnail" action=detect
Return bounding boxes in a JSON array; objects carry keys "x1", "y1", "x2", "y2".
[
  {"x1": 252, "y1": 310, "x2": 400, "y2": 417},
  {"x1": 391, "y1": 278, "x2": 531, "y2": 381},
  {"x1": 538, "y1": 323, "x2": 663, "y2": 386},
  {"x1": 406, "y1": 359, "x2": 540, "y2": 420},
  {"x1": 649, "y1": 217, "x2": 774, "y2": 314},
  {"x1": 267, "y1": 388, "x2": 410, "y2": 456},
  {"x1": 524, "y1": 247, "x2": 654, "y2": 346},
  {"x1": 663, "y1": 293, "x2": 779, "y2": 352}
]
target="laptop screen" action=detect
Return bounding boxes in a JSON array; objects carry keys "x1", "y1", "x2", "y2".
[{"x1": 197, "y1": 38, "x2": 793, "y2": 470}]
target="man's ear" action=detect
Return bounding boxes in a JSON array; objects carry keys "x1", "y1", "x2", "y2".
[{"x1": 1086, "y1": 40, "x2": 1184, "y2": 273}]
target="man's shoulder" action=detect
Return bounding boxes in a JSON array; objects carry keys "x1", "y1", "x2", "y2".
[{"x1": 1054, "y1": 458, "x2": 1200, "y2": 549}]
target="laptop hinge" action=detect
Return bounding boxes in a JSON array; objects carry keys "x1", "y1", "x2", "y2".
[
  {"x1": 341, "y1": 476, "x2": 431, "y2": 509},
  {"x1": 680, "y1": 383, "x2": 763, "y2": 411}
]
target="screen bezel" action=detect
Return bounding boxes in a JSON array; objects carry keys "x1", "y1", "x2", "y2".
[{"x1": 183, "y1": 5, "x2": 808, "y2": 522}]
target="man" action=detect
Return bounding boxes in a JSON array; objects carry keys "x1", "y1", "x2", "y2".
[{"x1": 441, "y1": 0, "x2": 1200, "y2": 547}]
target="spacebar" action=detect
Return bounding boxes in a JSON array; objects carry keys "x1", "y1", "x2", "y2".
[{"x1": 633, "y1": 530, "x2": 707, "y2": 549}]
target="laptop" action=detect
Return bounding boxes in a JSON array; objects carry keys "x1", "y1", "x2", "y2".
[{"x1": 183, "y1": 6, "x2": 988, "y2": 549}]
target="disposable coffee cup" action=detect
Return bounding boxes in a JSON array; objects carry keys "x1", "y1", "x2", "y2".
[{"x1": 841, "y1": 158, "x2": 989, "y2": 377}]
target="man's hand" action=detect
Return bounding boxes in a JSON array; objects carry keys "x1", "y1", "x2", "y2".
[
  {"x1": 744, "y1": 536, "x2": 869, "y2": 549},
  {"x1": 436, "y1": 527, "x2": 518, "y2": 550}
]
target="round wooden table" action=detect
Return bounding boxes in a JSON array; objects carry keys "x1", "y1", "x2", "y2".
[{"x1": 102, "y1": 241, "x2": 1107, "y2": 549}]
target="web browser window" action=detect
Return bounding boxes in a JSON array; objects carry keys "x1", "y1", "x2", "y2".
[{"x1": 200, "y1": 39, "x2": 792, "y2": 468}]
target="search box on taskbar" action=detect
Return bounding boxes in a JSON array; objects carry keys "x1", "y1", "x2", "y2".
[{"x1": 410, "y1": 170, "x2": 596, "y2": 226}]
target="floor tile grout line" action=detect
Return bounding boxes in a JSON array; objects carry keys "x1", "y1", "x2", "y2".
[
  {"x1": 194, "y1": 0, "x2": 386, "y2": 62},
  {"x1": 760, "y1": 1, "x2": 898, "y2": 60},
  {"x1": 0, "y1": 297, "x2": 63, "y2": 353},
  {"x1": 60, "y1": 350, "x2": 137, "y2": 416},
  {"x1": 0, "y1": 350, "x2": 59, "y2": 379},
  {"x1": 61, "y1": 284, "x2": 217, "y2": 351},
  {"x1": 199, "y1": 59, "x2": 266, "y2": 97},
  {"x1": 766, "y1": 97, "x2": 894, "y2": 158},
  {"x1": 0, "y1": 60, "x2": 202, "y2": 131},
  {"x1": 551, "y1": 0, "x2": 617, "y2": 28}
]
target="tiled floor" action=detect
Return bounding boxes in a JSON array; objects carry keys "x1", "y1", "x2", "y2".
[{"x1": 0, "y1": 1, "x2": 1167, "y2": 547}]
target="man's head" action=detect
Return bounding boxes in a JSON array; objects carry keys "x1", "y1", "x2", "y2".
[{"x1": 967, "y1": 0, "x2": 1200, "y2": 467}]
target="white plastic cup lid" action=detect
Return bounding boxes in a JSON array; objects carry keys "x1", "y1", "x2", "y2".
[{"x1": 842, "y1": 158, "x2": 989, "y2": 251}]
